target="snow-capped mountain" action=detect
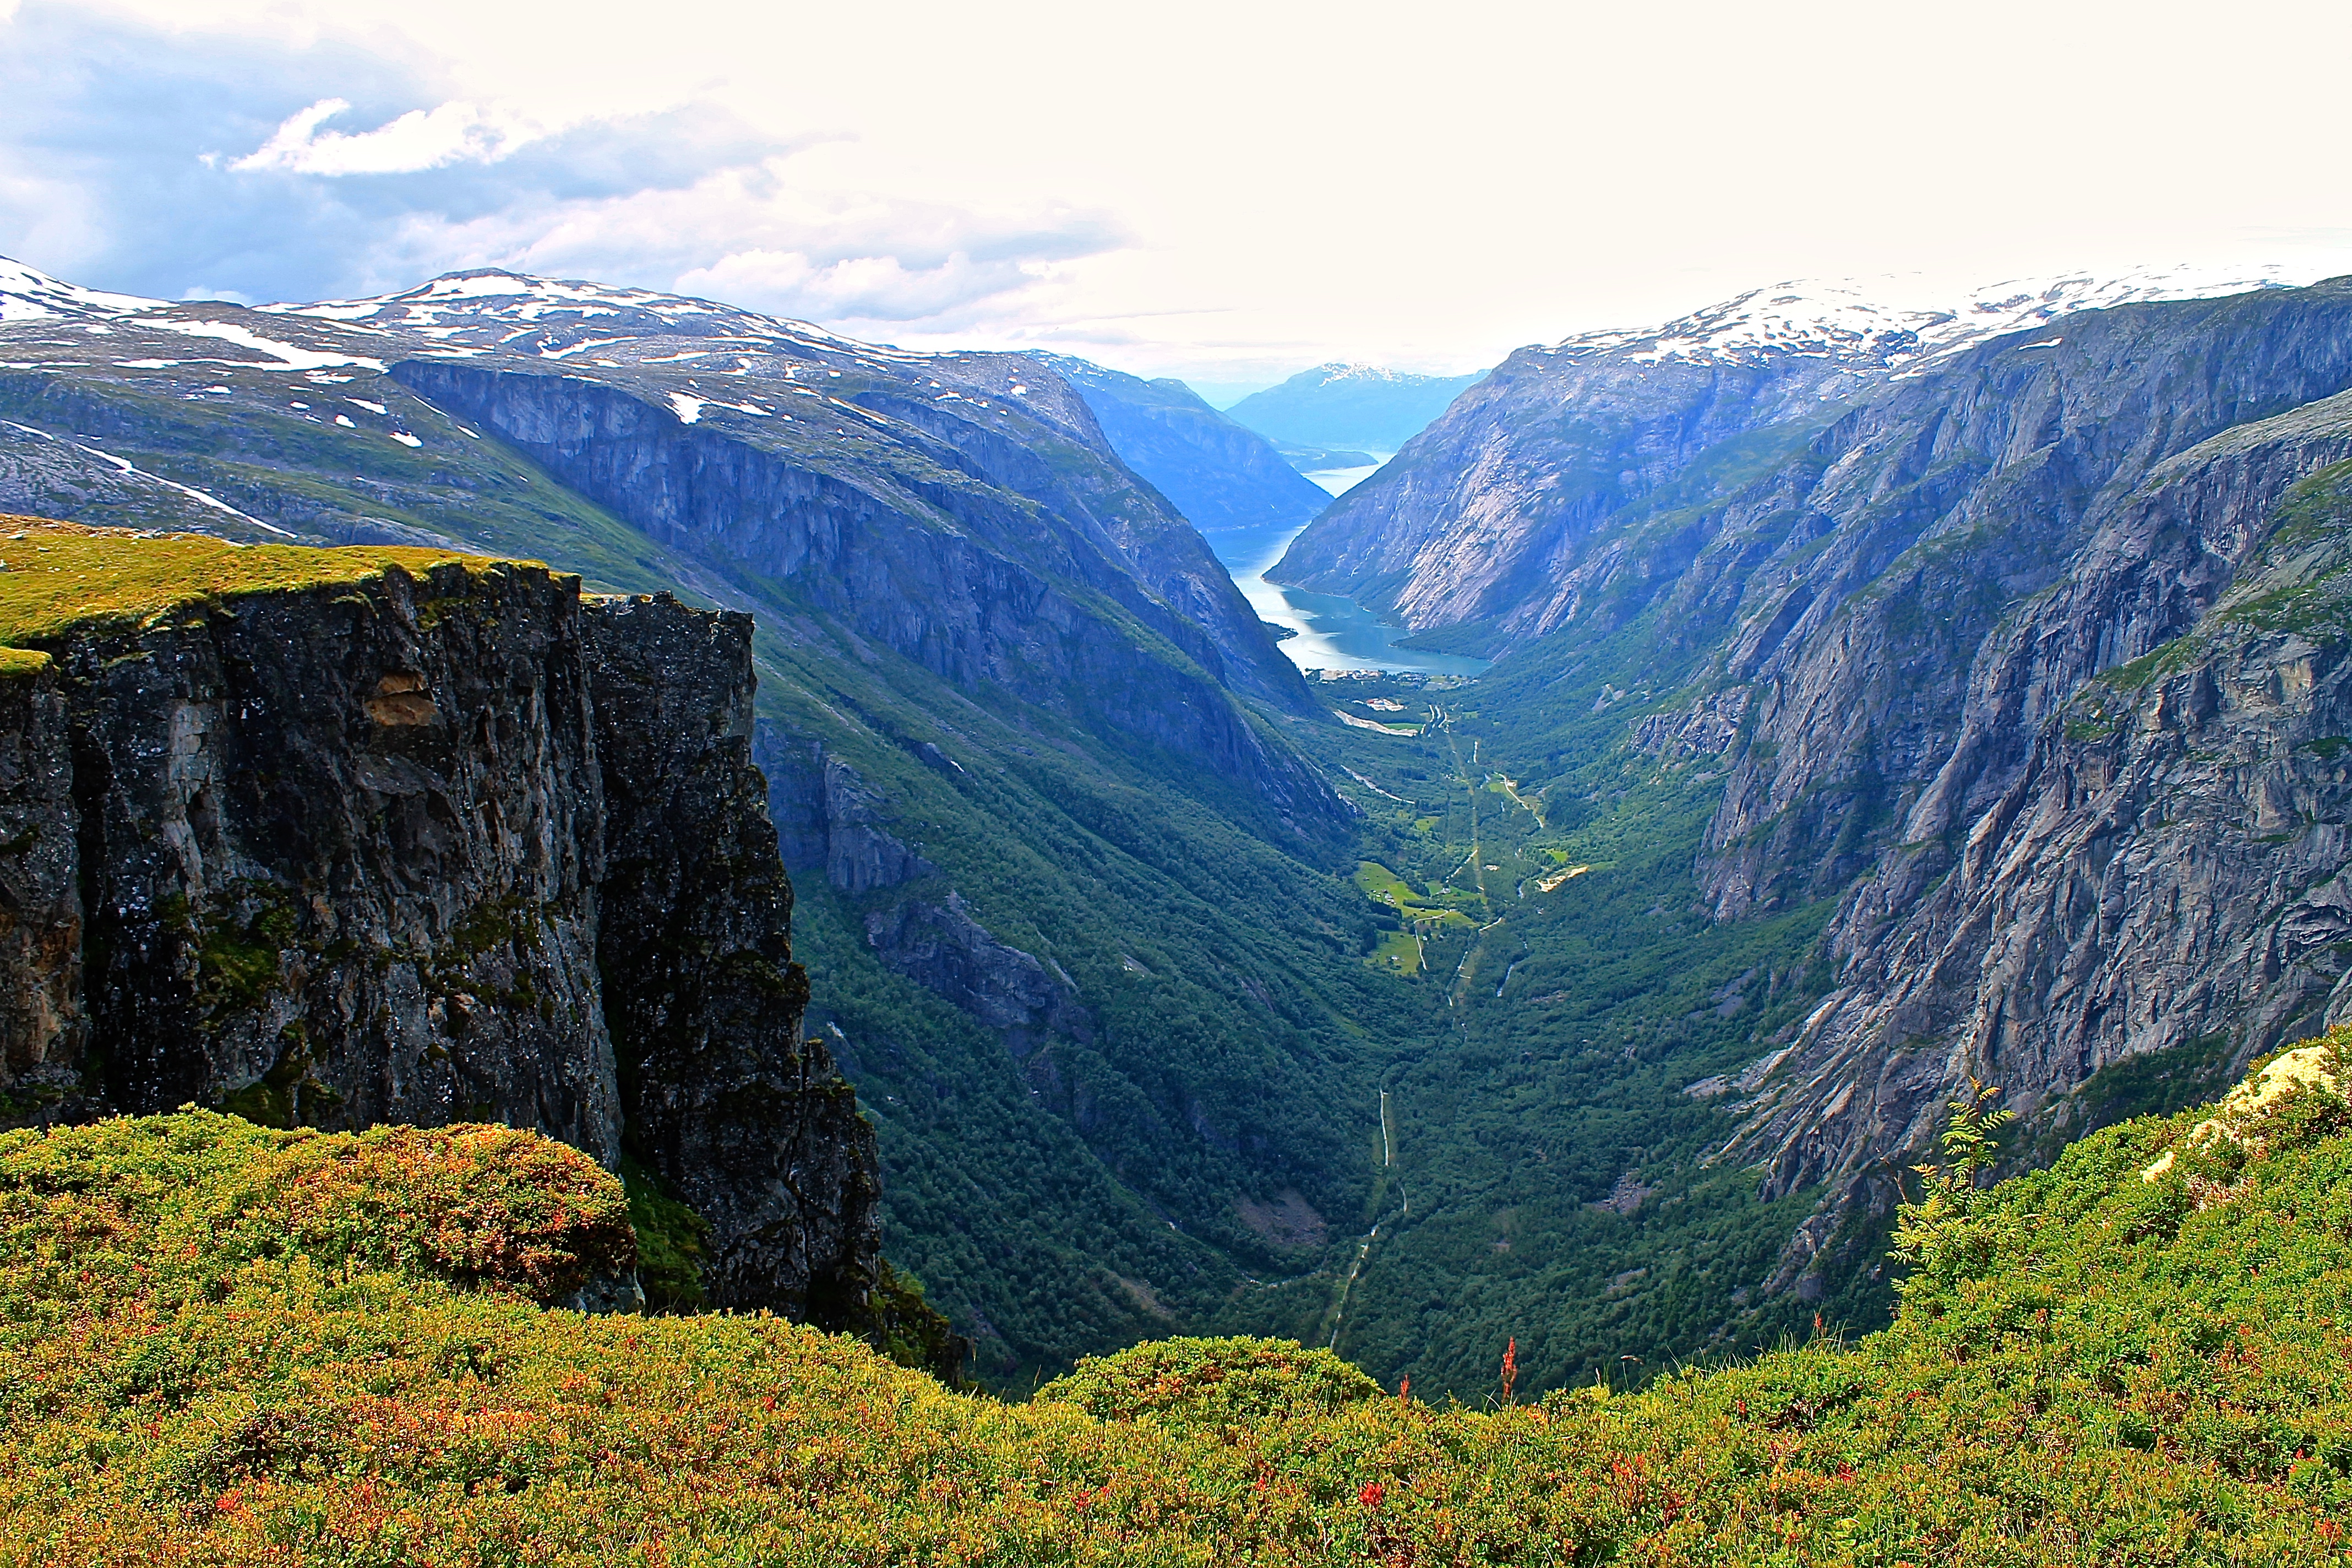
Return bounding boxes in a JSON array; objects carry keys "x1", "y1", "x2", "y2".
[
  {"x1": 1275, "y1": 258, "x2": 2352, "y2": 652},
  {"x1": 1550, "y1": 262, "x2": 2343, "y2": 370},
  {"x1": 0, "y1": 258, "x2": 166, "y2": 323},
  {"x1": 265, "y1": 268, "x2": 901, "y2": 364}
]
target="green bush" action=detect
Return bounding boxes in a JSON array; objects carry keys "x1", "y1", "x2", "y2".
[{"x1": 1038, "y1": 1336, "x2": 1382, "y2": 1427}]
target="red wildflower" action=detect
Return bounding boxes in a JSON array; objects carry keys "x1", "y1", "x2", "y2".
[
  {"x1": 1359, "y1": 1481, "x2": 1385, "y2": 1507},
  {"x1": 1500, "y1": 1337, "x2": 1519, "y2": 1404}
]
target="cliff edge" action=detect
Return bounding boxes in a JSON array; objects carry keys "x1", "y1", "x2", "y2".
[{"x1": 0, "y1": 518, "x2": 887, "y2": 1337}]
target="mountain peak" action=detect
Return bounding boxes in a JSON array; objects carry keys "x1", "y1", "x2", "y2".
[
  {"x1": 1548, "y1": 262, "x2": 2340, "y2": 371},
  {"x1": 0, "y1": 256, "x2": 166, "y2": 324},
  {"x1": 263, "y1": 268, "x2": 891, "y2": 361}
]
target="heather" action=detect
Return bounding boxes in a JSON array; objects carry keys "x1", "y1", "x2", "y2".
[{"x1": 11, "y1": 1037, "x2": 2352, "y2": 1564}]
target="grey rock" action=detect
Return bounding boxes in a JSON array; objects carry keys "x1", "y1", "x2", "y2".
[
  {"x1": 757, "y1": 728, "x2": 939, "y2": 896},
  {"x1": 863, "y1": 892, "x2": 1092, "y2": 1059},
  {"x1": 0, "y1": 556, "x2": 881, "y2": 1326},
  {"x1": 1725, "y1": 390, "x2": 2352, "y2": 1210}
]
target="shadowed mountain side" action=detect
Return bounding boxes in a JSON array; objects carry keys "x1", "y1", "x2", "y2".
[{"x1": 1025, "y1": 353, "x2": 1332, "y2": 540}]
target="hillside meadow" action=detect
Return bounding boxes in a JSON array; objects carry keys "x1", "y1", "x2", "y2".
[{"x1": 8, "y1": 1030, "x2": 2352, "y2": 1564}]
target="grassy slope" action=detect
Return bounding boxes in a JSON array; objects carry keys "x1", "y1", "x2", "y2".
[
  {"x1": 13, "y1": 1037, "x2": 2352, "y2": 1565},
  {"x1": 0, "y1": 515, "x2": 505, "y2": 658}
]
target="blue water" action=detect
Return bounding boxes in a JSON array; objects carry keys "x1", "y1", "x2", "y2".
[{"x1": 1208, "y1": 515, "x2": 1491, "y2": 678}]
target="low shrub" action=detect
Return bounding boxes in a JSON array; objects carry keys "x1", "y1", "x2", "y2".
[{"x1": 10, "y1": 1036, "x2": 2352, "y2": 1564}]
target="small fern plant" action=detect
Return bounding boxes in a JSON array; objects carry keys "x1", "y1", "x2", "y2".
[{"x1": 1891, "y1": 1077, "x2": 2011, "y2": 1289}]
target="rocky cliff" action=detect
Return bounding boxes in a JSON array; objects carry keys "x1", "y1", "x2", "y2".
[
  {"x1": 0, "y1": 520, "x2": 879, "y2": 1329},
  {"x1": 1723, "y1": 391, "x2": 2352, "y2": 1286}
]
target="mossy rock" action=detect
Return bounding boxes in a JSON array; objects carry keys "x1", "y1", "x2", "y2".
[{"x1": 0, "y1": 515, "x2": 515, "y2": 651}]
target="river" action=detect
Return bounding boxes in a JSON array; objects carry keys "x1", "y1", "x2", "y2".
[{"x1": 1208, "y1": 456, "x2": 1490, "y2": 677}]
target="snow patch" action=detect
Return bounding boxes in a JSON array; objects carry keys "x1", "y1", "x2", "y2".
[
  {"x1": 148, "y1": 319, "x2": 385, "y2": 373},
  {"x1": 1544, "y1": 262, "x2": 2345, "y2": 372},
  {"x1": 0, "y1": 257, "x2": 166, "y2": 323},
  {"x1": 1, "y1": 418, "x2": 292, "y2": 533}
]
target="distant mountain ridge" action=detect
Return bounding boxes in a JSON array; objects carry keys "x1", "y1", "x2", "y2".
[
  {"x1": 1272, "y1": 263, "x2": 2346, "y2": 643},
  {"x1": 1223, "y1": 362, "x2": 1486, "y2": 454},
  {"x1": 1021, "y1": 352, "x2": 1330, "y2": 542}
]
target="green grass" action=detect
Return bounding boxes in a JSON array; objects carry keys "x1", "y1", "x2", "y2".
[
  {"x1": 0, "y1": 515, "x2": 507, "y2": 649},
  {"x1": 1369, "y1": 929, "x2": 1422, "y2": 974}
]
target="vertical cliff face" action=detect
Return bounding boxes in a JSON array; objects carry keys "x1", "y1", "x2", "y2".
[
  {"x1": 1694, "y1": 284, "x2": 2352, "y2": 919},
  {"x1": 0, "y1": 522, "x2": 879, "y2": 1325},
  {"x1": 585, "y1": 595, "x2": 878, "y2": 1324},
  {"x1": 57, "y1": 557, "x2": 617, "y2": 1154}
]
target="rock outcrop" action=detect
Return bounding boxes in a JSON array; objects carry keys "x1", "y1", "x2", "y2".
[{"x1": 0, "y1": 522, "x2": 879, "y2": 1327}]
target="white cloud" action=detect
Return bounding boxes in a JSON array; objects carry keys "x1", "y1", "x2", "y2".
[
  {"x1": 232, "y1": 97, "x2": 551, "y2": 176},
  {"x1": 11, "y1": 0, "x2": 2352, "y2": 385}
]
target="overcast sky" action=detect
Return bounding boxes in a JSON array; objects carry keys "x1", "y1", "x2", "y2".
[{"x1": 4, "y1": 0, "x2": 2349, "y2": 389}]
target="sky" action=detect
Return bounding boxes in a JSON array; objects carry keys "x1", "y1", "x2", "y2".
[{"x1": 3, "y1": 0, "x2": 2350, "y2": 390}]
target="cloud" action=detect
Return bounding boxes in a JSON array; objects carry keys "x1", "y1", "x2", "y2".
[
  {"x1": 0, "y1": 3, "x2": 1126, "y2": 330},
  {"x1": 231, "y1": 97, "x2": 551, "y2": 176}
]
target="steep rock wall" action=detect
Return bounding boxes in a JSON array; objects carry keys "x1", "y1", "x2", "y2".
[
  {"x1": 389, "y1": 362, "x2": 1345, "y2": 837},
  {"x1": 586, "y1": 596, "x2": 879, "y2": 1322},
  {"x1": 1270, "y1": 350, "x2": 1855, "y2": 635},
  {"x1": 0, "y1": 535, "x2": 879, "y2": 1324},
  {"x1": 1722, "y1": 398, "x2": 2352, "y2": 1287}
]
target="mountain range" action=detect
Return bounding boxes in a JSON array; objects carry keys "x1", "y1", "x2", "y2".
[
  {"x1": 1223, "y1": 362, "x2": 1488, "y2": 455},
  {"x1": 0, "y1": 258, "x2": 1395, "y2": 1384},
  {"x1": 10, "y1": 251, "x2": 2352, "y2": 1403},
  {"x1": 1273, "y1": 259, "x2": 2352, "y2": 1299}
]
